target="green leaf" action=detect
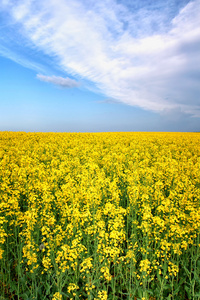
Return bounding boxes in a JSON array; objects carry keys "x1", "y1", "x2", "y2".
[
  {"x1": 194, "y1": 292, "x2": 200, "y2": 297},
  {"x1": 9, "y1": 282, "x2": 18, "y2": 293},
  {"x1": 19, "y1": 292, "x2": 30, "y2": 299},
  {"x1": 44, "y1": 281, "x2": 52, "y2": 295}
]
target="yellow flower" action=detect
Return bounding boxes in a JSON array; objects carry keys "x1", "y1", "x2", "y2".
[
  {"x1": 52, "y1": 292, "x2": 62, "y2": 300},
  {"x1": 94, "y1": 290, "x2": 108, "y2": 300},
  {"x1": 0, "y1": 248, "x2": 4, "y2": 259},
  {"x1": 139, "y1": 259, "x2": 151, "y2": 273},
  {"x1": 67, "y1": 283, "x2": 79, "y2": 294}
]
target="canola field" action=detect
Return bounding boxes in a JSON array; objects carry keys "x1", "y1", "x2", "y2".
[{"x1": 0, "y1": 131, "x2": 200, "y2": 300}]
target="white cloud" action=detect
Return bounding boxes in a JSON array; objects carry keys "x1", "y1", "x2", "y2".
[
  {"x1": 36, "y1": 74, "x2": 80, "y2": 88},
  {"x1": 1, "y1": 0, "x2": 200, "y2": 115}
]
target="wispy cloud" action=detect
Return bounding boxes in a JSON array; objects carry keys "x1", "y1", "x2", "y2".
[
  {"x1": 37, "y1": 74, "x2": 79, "y2": 88},
  {"x1": 1, "y1": 0, "x2": 200, "y2": 115}
]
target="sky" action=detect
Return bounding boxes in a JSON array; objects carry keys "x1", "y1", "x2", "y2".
[{"x1": 0, "y1": 0, "x2": 200, "y2": 132}]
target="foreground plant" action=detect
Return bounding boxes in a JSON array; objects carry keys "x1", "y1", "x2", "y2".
[{"x1": 0, "y1": 132, "x2": 200, "y2": 299}]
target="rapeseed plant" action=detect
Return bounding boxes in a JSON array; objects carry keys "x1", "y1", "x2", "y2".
[{"x1": 0, "y1": 132, "x2": 199, "y2": 299}]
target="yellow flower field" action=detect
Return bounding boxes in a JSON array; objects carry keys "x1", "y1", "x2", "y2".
[{"x1": 0, "y1": 132, "x2": 200, "y2": 299}]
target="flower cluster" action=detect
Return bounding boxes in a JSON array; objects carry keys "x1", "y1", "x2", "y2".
[{"x1": 0, "y1": 131, "x2": 200, "y2": 299}]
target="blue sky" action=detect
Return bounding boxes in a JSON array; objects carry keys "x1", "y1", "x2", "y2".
[{"x1": 0, "y1": 0, "x2": 200, "y2": 132}]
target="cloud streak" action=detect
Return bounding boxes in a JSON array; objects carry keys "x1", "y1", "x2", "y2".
[
  {"x1": 1, "y1": 0, "x2": 200, "y2": 115},
  {"x1": 37, "y1": 74, "x2": 80, "y2": 88}
]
